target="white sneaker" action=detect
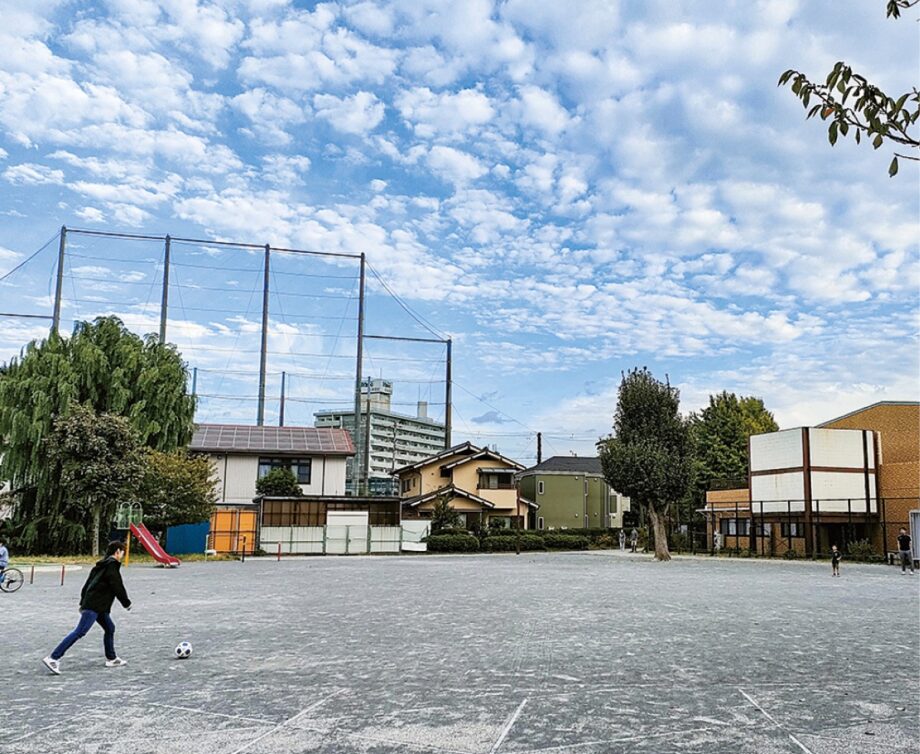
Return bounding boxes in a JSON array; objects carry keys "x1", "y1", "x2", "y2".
[
  {"x1": 105, "y1": 657, "x2": 127, "y2": 668},
  {"x1": 42, "y1": 656, "x2": 61, "y2": 675}
]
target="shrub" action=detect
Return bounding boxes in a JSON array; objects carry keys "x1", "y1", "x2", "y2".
[
  {"x1": 783, "y1": 549, "x2": 798, "y2": 560},
  {"x1": 425, "y1": 533, "x2": 479, "y2": 553},
  {"x1": 669, "y1": 531, "x2": 689, "y2": 552},
  {"x1": 544, "y1": 533, "x2": 589, "y2": 550},
  {"x1": 846, "y1": 539, "x2": 883, "y2": 562},
  {"x1": 482, "y1": 534, "x2": 546, "y2": 552},
  {"x1": 256, "y1": 468, "x2": 302, "y2": 497}
]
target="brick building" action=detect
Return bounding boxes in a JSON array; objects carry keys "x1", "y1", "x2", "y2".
[{"x1": 703, "y1": 401, "x2": 918, "y2": 557}]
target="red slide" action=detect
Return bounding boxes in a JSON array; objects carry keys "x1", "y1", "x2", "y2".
[{"x1": 129, "y1": 523, "x2": 181, "y2": 567}]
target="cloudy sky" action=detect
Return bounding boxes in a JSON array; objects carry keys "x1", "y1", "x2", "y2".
[{"x1": 0, "y1": 0, "x2": 917, "y2": 463}]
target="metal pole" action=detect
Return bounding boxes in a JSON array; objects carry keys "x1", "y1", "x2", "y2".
[
  {"x1": 537, "y1": 432, "x2": 542, "y2": 464},
  {"x1": 257, "y1": 244, "x2": 270, "y2": 426},
  {"x1": 787, "y1": 499, "x2": 792, "y2": 553},
  {"x1": 444, "y1": 338, "x2": 452, "y2": 448},
  {"x1": 159, "y1": 235, "x2": 171, "y2": 343},
  {"x1": 51, "y1": 225, "x2": 66, "y2": 334},
  {"x1": 191, "y1": 367, "x2": 198, "y2": 397},
  {"x1": 353, "y1": 254, "x2": 366, "y2": 494},
  {"x1": 279, "y1": 371, "x2": 286, "y2": 427}
]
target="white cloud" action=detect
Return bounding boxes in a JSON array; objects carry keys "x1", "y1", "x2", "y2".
[
  {"x1": 395, "y1": 87, "x2": 494, "y2": 138},
  {"x1": 3, "y1": 163, "x2": 64, "y2": 185},
  {"x1": 313, "y1": 91, "x2": 385, "y2": 135},
  {"x1": 515, "y1": 85, "x2": 573, "y2": 135},
  {"x1": 75, "y1": 206, "x2": 106, "y2": 223},
  {"x1": 426, "y1": 146, "x2": 487, "y2": 185},
  {"x1": 262, "y1": 154, "x2": 312, "y2": 186}
]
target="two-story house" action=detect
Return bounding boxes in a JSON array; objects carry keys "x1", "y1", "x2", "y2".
[
  {"x1": 189, "y1": 423, "x2": 355, "y2": 552},
  {"x1": 517, "y1": 456, "x2": 630, "y2": 530},
  {"x1": 395, "y1": 442, "x2": 536, "y2": 529}
]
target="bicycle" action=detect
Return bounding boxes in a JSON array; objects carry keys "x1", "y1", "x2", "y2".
[{"x1": 0, "y1": 567, "x2": 24, "y2": 593}]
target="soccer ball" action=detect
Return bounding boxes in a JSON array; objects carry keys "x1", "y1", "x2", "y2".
[{"x1": 175, "y1": 641, "x2": 193, "y2": 659}]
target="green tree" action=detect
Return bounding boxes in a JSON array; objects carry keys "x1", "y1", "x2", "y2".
[
  {"x1": 598, "y1": 368, "x2": 691, "y2": 561},
  {"x1": 778, "y1": 1, "x2": 918, "y2": 176},
  {"x1": 685, "y1": 393, "x2": 778, "y2": 516},
  {"x1": 430, "y1": 493, "x2": 462, "y2": 533},
  {"x1": 255, "y1": 467, "x2": 302, "y2": 497},
  {"x1": 46, "y1": 404, "x2": 145, "y2": 556},
  {"x1": 139, "y1": 450, "x2": 218, "y2": 531},
  {"x1": 0, "y1": 316, "x2": 195, "y2": 553}
]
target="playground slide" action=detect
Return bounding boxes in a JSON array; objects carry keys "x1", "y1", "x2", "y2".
[{"x1": 129, "y1": 523, "x2": 181, "y2": 567}]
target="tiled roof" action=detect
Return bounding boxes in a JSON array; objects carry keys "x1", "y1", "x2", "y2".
[
  {"x1": 520, "y1": 456, "x2": 604, "y2": 475},
  {"x1": 190, "y1": 424, "x2": 354, "y2": 455}
]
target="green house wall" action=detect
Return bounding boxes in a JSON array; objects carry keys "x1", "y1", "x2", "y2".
[{"x1": 527, "y1": 473, "x2": 616, "y2": 530}]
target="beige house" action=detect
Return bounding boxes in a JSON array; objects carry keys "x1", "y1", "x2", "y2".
[
  {"x1": 189, "y1": 424, "x2": 354, "y2": 505},
  {"x1": 395, "y1": 442, "x2": 536, "y2": 529}
]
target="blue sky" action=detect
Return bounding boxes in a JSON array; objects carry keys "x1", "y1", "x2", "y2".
[{"x1": 0, "y1": 0, "x2": 917, "y2": 464}]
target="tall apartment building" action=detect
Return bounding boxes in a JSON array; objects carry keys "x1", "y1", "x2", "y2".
[{"x1": 314, "y1": 378, "x2": 447, "y2": 495}]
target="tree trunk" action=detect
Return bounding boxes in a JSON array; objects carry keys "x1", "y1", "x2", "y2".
[
  {"x1": 647, "y1": 505, "x2": 672, "y2": 561},
  {"x1": 92, "y1": 507, "x2": 101, "y2": 557}
]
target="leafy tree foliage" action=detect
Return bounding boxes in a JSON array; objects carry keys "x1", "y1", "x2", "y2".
[
  {"x1": 598, "y1": 368, "x2": 691, "y2": 561},
  {"x1": 46, "y1": 404, "x2": 145, "y2": 556},
  {"x1": 430, "y1": 493, "x2": 462, "y2": 533},
  {"x1": 139, "y1": 450, "x2": 218, "y2": 531},
  {"x1": 255, "y1": 467, "x2": 303, "y2": 497},
  {"x1": 779, "y1": 1, "x2": 918, "y2": 176},
  {"x1": 0, "y1": 317, "x2": 195, "y2": 553},
  {"x1": 685, "y1": 392, "x2": 778, "y2": 515}
]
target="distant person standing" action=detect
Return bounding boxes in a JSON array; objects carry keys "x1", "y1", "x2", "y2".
[
  {"x1": 629, "y1": 527, "x2": 639, "y2": 553},
  {"x1": 830, "y1": 545, "x2": 842, "y2": 577},
  {"x1": 897, "y1": 528, "x2": 915, "y2": 574},
  {"x1": 713, "y1": 531, "x2": 722, "y2": 553},
  {"x1": 618, "y1": 530, "x2": 626, "y2": 551},
  {"x1": 43, "y1": 541, "x2": 132, "y2": 675}
]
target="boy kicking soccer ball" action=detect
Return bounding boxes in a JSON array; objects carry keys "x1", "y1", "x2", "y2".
[{"x1": 43, "y1": 540, "x2": 132, "y2": 675}]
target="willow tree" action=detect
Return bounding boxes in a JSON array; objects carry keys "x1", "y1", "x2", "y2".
[
  {"x1": 0, "y1": 317, "x2": 196, "y2": 553},
  {"x1": 598, "y1": 368, "x2": 691, "y2": 562}
]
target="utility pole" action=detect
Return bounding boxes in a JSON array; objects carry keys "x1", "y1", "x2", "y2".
[
  {"x1": 158, "y1": 235, "x2": 171, "y2": 343},
  {"x1": 444, "y1": 338, "x2": 452, "y2": 448},
  {"x1": 537, "y1": 432, "x2": 542, "y2": 464},
  {"x1": 352, "y1": 253, "x2": 366, "y2": 494},
  {"x1": 363, "y1": 378, "x2": 372, "y2": 497},
  {"x1": 256, "y1": 244, "x2": 270, "y2": 426},
  {"x1": 279, "y1": 371, "x2": 286, "y2": 427},
  {"x1": 51, "y1": 225, "x2": 66, "y2": 334}
]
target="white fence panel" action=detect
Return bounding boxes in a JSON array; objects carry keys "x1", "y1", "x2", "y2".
[{"x1": 370, "y1": 526, "x2": 402, "y2": 553}]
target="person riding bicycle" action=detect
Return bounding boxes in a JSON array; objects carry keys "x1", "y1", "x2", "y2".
[{"x1": 0, "y1": 538, "x2": 9, "y2": 585}]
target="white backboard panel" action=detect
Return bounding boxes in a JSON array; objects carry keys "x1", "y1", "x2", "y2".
[
  {"x1": 750, "y1": 429, "x2": 802, "y2": 472},
  {"x1": 809, "y1": 428, "x2": 873, "y2": 469},
  {"x1": 812, "y1": 472, "x2": 878, "y2": 512},
  {"x1": 752, "y1": 471, "x2": 805, "y2": 511}
]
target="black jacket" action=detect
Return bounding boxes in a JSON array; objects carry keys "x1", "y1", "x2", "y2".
[{"x1": 80, "y1": 556, "x2": 131, "y2": 613}]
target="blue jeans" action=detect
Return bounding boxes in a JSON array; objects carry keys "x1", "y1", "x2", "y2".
[{"x1": 51, "y1": 610, "x2": 116, "y2": 661}]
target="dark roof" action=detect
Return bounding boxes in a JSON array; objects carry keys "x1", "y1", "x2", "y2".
[
  {"x1": 391, "y1": 441, "x2": 479, "y2": 475},
  {"x1": 190, "y1": 424, "x2": 354, "y2": 455},
  {"x1": 519, "y1": 456, "x2": 604, "y2": 475}
]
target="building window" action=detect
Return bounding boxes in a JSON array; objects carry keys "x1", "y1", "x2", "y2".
[
  {"x1": 781, "y1": 522, "x2": 804, "y2": 537},
  {"x1": 537, "y1": 516, "x2": 545, "y2": 530},
  {"x1": 401, "y1": 478, "x2": 411, "y2": 494},
  {"x1": 537, "y1": 480, "x2": 544, "y2": 495},
  {"x1": 479, "y1": 471, "x2": 515, "y2": 490},
  {"x1": 262, "y1": 500, "x2": 325, "y2": 527},
  {"x1": 719, "y1": 518, "x2": 751, "y2": 536},
  {"x1": 258, "y1": 457, "x2": 312, "y2": 485}
]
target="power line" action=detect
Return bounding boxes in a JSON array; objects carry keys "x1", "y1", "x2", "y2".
[{"x1": 0, "y1": 232, "x2": 60, "y2": 283}]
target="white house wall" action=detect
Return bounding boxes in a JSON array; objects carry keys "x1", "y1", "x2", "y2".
[
  {"x1": 208, "y1": 454, "x2": 349, "y2": 503},
  {"x1": 752, "y1": 471, "x2": 805, "y2": 511},
  {"x1": 750, "y1": 429, "x2": 802, "y2": 472}
]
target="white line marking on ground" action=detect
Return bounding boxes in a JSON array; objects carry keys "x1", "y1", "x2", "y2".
[
  {"x1": 147, "y1": 702, "x2": 276, "y2": 725},
  {"x1": 6, "y1": 722, "x2": 60, "y2": 744},
  {"x1": 738, "y1": 688, "x2": 815, "y2": 754},
  {"x1": 228, "y1": 691, "x2": 339, "y2": 754},
  {"x1": 515, "y1": 727, "x2": 712, "y2": 753},
  {"x1": 490, "y1": 697, "x2": 527, "y2": 754}
]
